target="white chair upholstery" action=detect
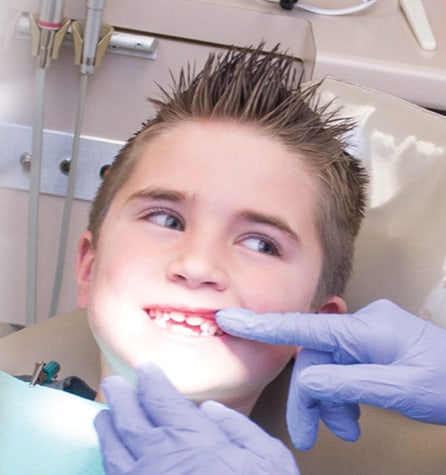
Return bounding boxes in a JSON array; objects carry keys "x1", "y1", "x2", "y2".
[{"x1": 318, "y1": 78, "x2": 446, "y2": 322}]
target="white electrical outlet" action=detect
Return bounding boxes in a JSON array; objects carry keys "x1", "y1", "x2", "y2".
[{"x1": 0, "y1": 122, "x2": 124, "y2": 201}]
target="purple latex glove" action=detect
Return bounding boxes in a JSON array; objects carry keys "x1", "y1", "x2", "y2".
[
  {"x1": 216, "y1": 299, "x2": 446, "y2": 450},
  {"x1": 94, "y1": 364, "x2": 300, "y2": 475}
]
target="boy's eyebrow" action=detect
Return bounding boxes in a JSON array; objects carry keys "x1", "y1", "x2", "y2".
[
  {"x1": 125, "y1": 187, "x2": 186, "y2": 204},
  {"x1": 240, "y1": 210, "x2": 301, "y2": 244}
]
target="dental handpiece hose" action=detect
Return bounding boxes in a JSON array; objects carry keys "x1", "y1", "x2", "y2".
[
  {"x1": 80, "y1": 0, "x2": 106, "y2": 75},
  {"x1": 50, "y1": 0, "x2": 107, "y2": 317},
  {"x1": 27, "y1": 0, "x2": 65, "y2": 326},
  {"x1": 35, "y1": 0, "x2": 64, "y2": 68}
]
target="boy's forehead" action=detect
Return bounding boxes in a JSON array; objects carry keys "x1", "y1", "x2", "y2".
[
  {"x1": 112, "y1": 124, "x2": 320, "y2": 231},
  {"x1": 114, "y1": 121, "x2": 317, "y2": 203},
  {"x1": 126, "y1": 122, "x2": 316, "y2": 187},
  {"x1": 131, "y1": 120, "x2": 313, "y2": 171}
]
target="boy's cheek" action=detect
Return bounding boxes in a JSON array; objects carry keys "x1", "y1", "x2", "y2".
[{"x1": 294, "y1": 346, "x2": 302, "y2": 358}]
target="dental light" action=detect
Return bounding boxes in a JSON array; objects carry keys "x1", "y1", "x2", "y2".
[{"x1": 267, "y1": 0, "x2": 376, "y2": 16}]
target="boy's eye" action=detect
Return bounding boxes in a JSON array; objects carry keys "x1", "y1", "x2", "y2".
[
  {"x1": 146, "y1": 210, "x2": 184, "y2": 231},
  {"x1": 241, "y1": 236, "x2": 282, "y2": 256}
]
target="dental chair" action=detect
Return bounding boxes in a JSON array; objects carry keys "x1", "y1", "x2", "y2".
[{"x1": 1, "y1": 78, "x2": 445, "y2": 475}]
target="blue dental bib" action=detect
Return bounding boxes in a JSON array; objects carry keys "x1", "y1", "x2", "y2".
[{"x1": 0, "y1": 370, "x2": 104, "y2": 474}]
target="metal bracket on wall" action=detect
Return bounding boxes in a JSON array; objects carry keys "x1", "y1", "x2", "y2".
[{"x1": 0, "y1": 122, "x2": 123, "y2": 200}]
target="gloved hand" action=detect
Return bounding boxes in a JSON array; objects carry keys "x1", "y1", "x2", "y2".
[
  {"x1": 216, "y1": 299, "x2": 446, "y2": 450},
  {"x1": 94, "y1": 364, "x2": 300, "y2": 475}
]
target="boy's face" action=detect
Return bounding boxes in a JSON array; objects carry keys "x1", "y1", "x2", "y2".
[{"x1": 76, "y1": 120, "x2": 344, "y2": 414}]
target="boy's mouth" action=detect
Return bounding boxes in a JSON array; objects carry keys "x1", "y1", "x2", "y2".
[{"x1": 146, "y1": 308, "x2": 225, "y2": 337}]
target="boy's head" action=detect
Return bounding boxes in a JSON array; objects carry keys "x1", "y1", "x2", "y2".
[
  {"x1": 87, "y1": 46, "x2": 367, "y2": 306},
  {"x1": 76, "y1": 45, "x2": 367, "y2": 413}
]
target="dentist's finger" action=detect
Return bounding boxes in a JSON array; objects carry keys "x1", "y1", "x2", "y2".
[
  {"x1": 286, "y1": 348, "x2": 360, "y2": 450},
  {"x1": 216, "y1": 308, "x2": 356, "y2": 352},
  {"x1": 94, "y1": 409, "x2": 135, "y2": 473},
  {"x1": 216, "y1": 304, "x2": 400, "y2": 366},
  {"x1": 101, "y1": 375, "x2": 149, "y2": 428},
  {"x1": 217, "y1": 301, "x2": 423, "y2": 363},
  {"x1": 298, "y1": 363, "x2": 441, "y2": 421},
  {"x1": 101, "y1": 375, "x2": 161, "y2": 460},
  {"x1": 319, "y1": 401, "x2": 360, "y2": 441},
  {"x1": 135, "y1": 364, "x2": 225, "y2": 437},
  {"x1": 201, "y1": 400, "x2": 288, "y2": 457}
]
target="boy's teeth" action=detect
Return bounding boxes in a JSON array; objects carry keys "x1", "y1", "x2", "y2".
[
  {"x1": 200, "y1": 321, "x2": 211, "y2": 332},
  {"x1": 186, "y1": 316, "x2": 204, "y2": 326},
  {"x1": 171, "y1": 325, "x2": 196, "y2": 336},
  {"x1": 149, "y1": 310, "x2": 223, "y2": 337},
  {"x1": 170, "y1": 311, "x2": 186, "y2": 323},
  {"x1": 156, "y1": 318, "x2": 167, "y2": 328},
  {"x1": 201, "y1": 322, "x2": 220, "y2": 336}
]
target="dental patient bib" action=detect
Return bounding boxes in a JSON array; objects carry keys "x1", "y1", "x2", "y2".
[{"x1": 0, "y1": 370, "x2": 104, "y2": 474}]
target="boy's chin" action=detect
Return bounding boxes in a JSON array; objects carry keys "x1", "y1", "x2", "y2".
[
  {"x1": 100, "y1": 350, "x2": 260, "y2": 413},
  {"x1": 167, "y1": 376, "x2": 259, "y2": 415}
]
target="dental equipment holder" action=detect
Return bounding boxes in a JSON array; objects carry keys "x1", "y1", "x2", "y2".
[{"x1": 16, "y1": 13, "x2": 158, "y2": 60}]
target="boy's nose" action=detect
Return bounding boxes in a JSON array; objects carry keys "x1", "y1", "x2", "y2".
[{"x1": 166, "y1": 236, "x2": 229, "y2": 291}]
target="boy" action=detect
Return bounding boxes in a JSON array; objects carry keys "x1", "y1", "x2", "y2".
[
  {"x1": 1, "y1": 44, "x2": 367, "y2": 474},
  {"x1": 76, "y1": 44, "x2": 367, "y2": 415}
]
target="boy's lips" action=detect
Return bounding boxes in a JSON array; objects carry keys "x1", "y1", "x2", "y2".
[{"x1": 146, "y1": 307, "x2": 225, "y2": 337}]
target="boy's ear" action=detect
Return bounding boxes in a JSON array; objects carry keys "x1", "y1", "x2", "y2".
[
  {"x1": 75, "y1": 231, "x2": 95, "y2": 309},
  {"x1": 317, "y1": 295, "x2": 347, "y2": 315}
]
